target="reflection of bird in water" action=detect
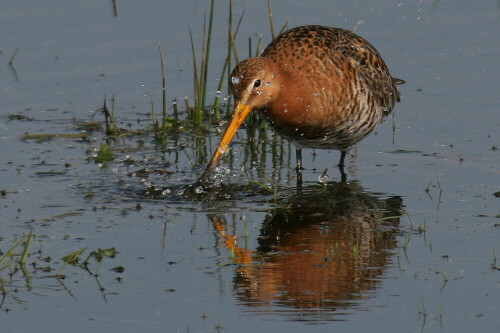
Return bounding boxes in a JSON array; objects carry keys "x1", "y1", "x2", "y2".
[
  {"x1": 210, "y1": 181, "x2": 402, "y2": 321},
  {"x1": 200, "y1": 25, "x2": 404, "y2": 186}
]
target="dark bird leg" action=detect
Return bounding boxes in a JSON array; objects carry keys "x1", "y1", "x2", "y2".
[
  {"x1": 296, "y1": 148, "x2": 303, "y2": 186},
  {"x1": 339, "y1": 150, "x2": 347, "y2": 182},
  {"x1": 338, "y1": 150, "x2": 347, "y2": 168}
]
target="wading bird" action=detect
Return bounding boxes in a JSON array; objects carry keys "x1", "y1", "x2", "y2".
[{"x1": 199, "y1": 25, "x2": 404, "y2": 186}]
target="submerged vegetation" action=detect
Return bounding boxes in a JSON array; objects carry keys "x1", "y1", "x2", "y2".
[{"x1": 0, "y1": 232, "x2": 121, "y2": 311}]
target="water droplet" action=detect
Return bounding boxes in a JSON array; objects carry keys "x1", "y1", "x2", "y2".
[
  {"x1": 162, "y1": 189, "x2": 171, "y2": 195},
  {"x1": 314, "y1": 92, "x2": 319, "y2": 98},
  {"x1": 300, "y1": 133, "x2": 304, "y2": 136},
  {"x1": 318, "y1": 174, "x2": 329, "y2": 183},
  {"x1": 321, "y1": 86, "x2": 326, "y2": 91},
  {"x1": 284, "y1": 109, "x2": 289, "y2": 113},
  {"x1": 195, "y1": 186, "x2": 204, "y2": 194},
  {"x1": 231, "y1": 76, "x2": 240, "y2": 84},
  {"x1": 266, "y1": 82, "x2": 271, "y2": 86},
  {"x1": 271, "y1": 74, "x2": 275, "y2": 78},
  {"x1": 257, "y1": 90, "x2": 263, "y2": 95},
  {"x1": 215, "y1": 90, "x2": 222, "y2": 98}
]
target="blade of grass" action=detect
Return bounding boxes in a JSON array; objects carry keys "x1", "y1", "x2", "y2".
[
  {"x1": 20, "y1": 231, "x2": 33, "y2": 265},
  {"x1": 248, "y1": 180, "x2": 273, "y2": 193},
  {"x1": 267, "y1": 0, "x2": 275, "y2": 39},
  {"x1": 189, "y1": 27, "x2": 201, "y2": 116},
  {"x1": 234, "y1": 8, "x2": 246, "y2": 39},
  {"x1": 229, "y1": 24, "x2": 239, "y2": 64},
  {"x1": 198, "y1": 12, "x2": 207, "y2": 125},
  {"x1": 150, "y1": 95, "x2": 159, "y2": 140},
  {"x1": 57, "y1": 247, "x2": 88, "y2": 276},
  {"x1": 201, "y1": 0, "x2": 215, "y2": 115},
  {"x1": 279, "y1": 21, "x2": 289, "y2": 35},
  {"x1": 227, "y1": 0, "x2": 233, "y2": 115},
  {"x1": 8, "y1": 48, "x2": 19, "y2": 66},
  {"x1": 157, "y1": 40, "x2": 167, "y2": 148},
  {"x1": 255, "y1": 34, "x2": 263, "y2": 57},
  {"x1": 228, "y1": 7, "x2": 246, "y2": 66},
  {"x1": 102, "y1": 94, "x2": 111, "y2": 134},
  {"x1": 110, "y1": 94, "x2": 118, "y2": 140},
  {"x1": 0, "y1": 235, "x2": 28, "y2": 266},
  {"x1": 248, "y1": 36, "x2": 252, "y2": 58},
  {"x1": 184, "y1": 96, "x2": 192, "y2": 119}
]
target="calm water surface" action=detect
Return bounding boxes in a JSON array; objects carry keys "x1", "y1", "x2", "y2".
[{"x1": 0, "y1": 1, "x2": 499, "y2": 332}]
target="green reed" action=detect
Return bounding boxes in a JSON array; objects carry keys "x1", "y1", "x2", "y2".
[
  {"x1": 8, "y1": 48, "x2": 19, "y2": 66},
  {"x1": 201, "y1": 0, "x2": 215, "y2": 114},
  {"x1": 189, "y1": 0, "x2": 215, "y2": 127},
  {"x1": 158, "y1": 41, "x2": 168, "y2": 148},
  {"x1": 267, "y1": 0, "x2": 275, "y2": 39}
]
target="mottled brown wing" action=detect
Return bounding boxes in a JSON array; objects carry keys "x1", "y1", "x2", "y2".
[{"x1": 331, "y1": 28, "x2": 400, "y2": 116}]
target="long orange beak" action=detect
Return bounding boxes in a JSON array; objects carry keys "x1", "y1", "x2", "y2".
[{"x1": 198, "y1": 102, "x2": 253, "y2": 186}]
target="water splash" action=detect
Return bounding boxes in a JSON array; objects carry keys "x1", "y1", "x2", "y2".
[{"x1": 318, "y1": 174, "x2": 329, "y2": 183}]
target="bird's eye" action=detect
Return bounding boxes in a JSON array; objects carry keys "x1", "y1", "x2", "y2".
[{"x1": 253, "y1": 79, "x2": 262, "y2": 88}]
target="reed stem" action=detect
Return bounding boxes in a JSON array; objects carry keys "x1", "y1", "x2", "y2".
[
  {"x1": 158, "y1": 41, "x2": 167, "y2": 148},
  {"x1": 227, "y1": 0, "x2": 233, "y2": 116},
  {"x1": 201, "y1": 0, "x2": 215, "y2": 114},
  {"x1": 267, "y1": 0, "x2": 275, "y2": 39}
]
